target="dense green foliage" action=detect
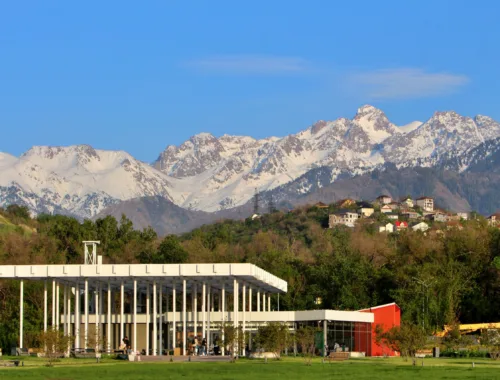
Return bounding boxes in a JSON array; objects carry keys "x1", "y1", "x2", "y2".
[{"x1": 2, "y1": 204, "x2": 500, "y2": 351}]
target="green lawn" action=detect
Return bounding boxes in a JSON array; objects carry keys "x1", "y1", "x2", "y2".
[{"x1": 1, "y1": 356, "x2": 500, "y2": 380}]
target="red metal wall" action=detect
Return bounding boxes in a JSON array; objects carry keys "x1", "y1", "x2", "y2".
[{"x1": 360, "y1": 303, "x2": 401, "y2": 356}]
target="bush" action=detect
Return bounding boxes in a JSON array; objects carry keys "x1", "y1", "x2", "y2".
[{"x1": 440, "y1": 349, "x2": 490, "y2": 358}]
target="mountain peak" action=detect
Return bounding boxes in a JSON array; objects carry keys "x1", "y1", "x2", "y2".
[
  {"x1": 311, "y1": 120, "x2": 328, "y2": 134},
  {"x1": 355, "y1": 104, "x2": 384, "y2": 117},
  {"x1": 351, "y1": 105, "x2": 395, "y2": 144},
  {"x1": 190, "y1": 132, "x2": 217, "y2": 141},
  {"x1": 22, "y1": 144, "x2": 99, "y2": 160}
]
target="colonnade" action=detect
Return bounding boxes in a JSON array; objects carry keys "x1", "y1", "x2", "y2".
[{"x1": 19, "y1": 277, "x2": 274, "y2": 355}]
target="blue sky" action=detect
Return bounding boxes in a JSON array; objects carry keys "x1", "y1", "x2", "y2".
[{"x1": 1, "y1": 1, "x2": 499, "y2": 162}]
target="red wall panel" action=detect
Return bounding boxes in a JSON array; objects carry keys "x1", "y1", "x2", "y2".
[{"x1": 360, "y1": 303, "x2": 401, "y2": 356}]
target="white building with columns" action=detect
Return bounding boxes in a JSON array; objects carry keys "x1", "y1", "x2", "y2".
[
  {"x1": 1, "y1": 243, "x2": 383, "y2": 357},
  {"x1": 0, "y1": 261, "x2": 289, "y2": 356}
]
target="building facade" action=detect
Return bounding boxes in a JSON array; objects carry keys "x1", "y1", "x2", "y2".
[
  {"x1": 416, "y1": 197, "x2": 434, "y2": 212},
  {"x1": 0, "y1": 261, "x2": 400, "y2": 357}
]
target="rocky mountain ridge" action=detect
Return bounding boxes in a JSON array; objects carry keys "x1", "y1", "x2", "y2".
[{"x1": 1, "y1": 105, "x2": 500, "y2": 221}]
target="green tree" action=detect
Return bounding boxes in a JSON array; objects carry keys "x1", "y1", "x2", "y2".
[
  {"x1": 254, "y1": 322, "x2": 290, "y2": 360},
  {"x1": 295, "y1": 326, "x2": 318, "y2": 365},
  {"x1": 38, "y1": 329, "x2": 74, "y2": 366},
  {"x1": 152, "y1": 235, "x2": 188, "y2": 264},
  {"x1": 383, "y1": 322, "x2": 427, "y2": 359}
]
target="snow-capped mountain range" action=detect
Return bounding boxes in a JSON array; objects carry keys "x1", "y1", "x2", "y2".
[{"x1": 2, "y1": 105, "x2": 500, "y2": 219}]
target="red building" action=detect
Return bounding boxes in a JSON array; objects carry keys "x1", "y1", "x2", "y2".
[{"x1": 359, "y1": 302, "x2": 401, "y2": 356}]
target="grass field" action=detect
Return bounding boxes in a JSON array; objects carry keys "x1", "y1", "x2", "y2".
[{"x1": 1, "y1": 356, "x2": 500, "y2": 380}]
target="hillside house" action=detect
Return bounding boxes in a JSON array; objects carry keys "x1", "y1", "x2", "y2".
[
  {"x1": 329, "y1": 211, "x2": 359, "y2": 228},
  {"x1": 387, "y1": 213, "x2": 399, "y2": 220},
  {"x1": 375, "y1": 195, "x2": 392, "y2": 205},
  {"x1": 400, "y1": 197, "x2": 414, "y2": 208},
  {"x1": 412, "y1": 222, "x2": 429, "y2": 232},
  {"x1": 388, "y1": 202, "x2": 400, "y2": 211},
  {"x1": 456, "y1": 212, "x2": 469, "y2": 220},
  {"x1": 359, "y1": 207, "x2": 375, "y2": 217},
  {"x1": 434, "y1": 211, "x2": 449, "y2": 223},
  {"x1": 426, "y1": 211, "x2": 448, "y2": 223},
  {"x1": 416, "y1": 196, "x2": 434, "y2": 212},
  {"x1": 381, "y1": 205, "x2": 392, "y2": 214},
  {"x1": 402, "y1": 211, "x2": 420, "y2": 220},
  {"x1": 395, "y1": 221, "x2": 408, "y2": 231},
  {"x1": 487, "y1": 213, "x2": 500, "y2": 226},
  {"x1": 379, "y1": 223, "x2": 394, "y2": 233}
]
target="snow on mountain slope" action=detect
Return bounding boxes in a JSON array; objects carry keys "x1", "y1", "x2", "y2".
[
  {"x1": 2, "y1": 105, "x2": 500, "y2": 217},
  {"x1": 155, "y1": 106, "x2": 500, "y2": 211},
  {"x1": 398, "y1": 121, "x2": 423, "y2": 133},
  {"x1": 0, "y1": 145, "x2": 173, "y2": 218}
]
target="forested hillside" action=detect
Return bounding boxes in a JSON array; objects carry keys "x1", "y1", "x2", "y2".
[{"x1": 1, "y1": 204, "x2": 500, "y2": 349}]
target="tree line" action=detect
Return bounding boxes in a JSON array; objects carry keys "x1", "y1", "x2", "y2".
[{"x1": 1, "y1": 203, "x2": 500, "y2": 350}]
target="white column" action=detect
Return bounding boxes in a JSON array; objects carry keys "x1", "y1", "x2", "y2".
[
  {"x1": 202, "y1": 282, "x2": 206, "y2": 345},
  {"x1": 99, "y1": 284, "x2": 103, "y2": 345},
  {"x1": 84, "y1": 279, "x2": 89, "y2": 349},
  {"x1": 233, "y1": 279, "x2": 239, "y2": 357},
  {"x1": 249, "y1": 288, "x2": 253, "y2": 313},
  {"x1": 146, "y1": 283, "x2": 150, "y2": 355},
  {"x1": 323, "y1": 320, "x2": 328, "y2": 356},
  {"x1": 193, "y1": 284, "x2": 198, "y2": 339},
  {"x1": 159, "y1": 283, "x2": 163, "y2": 355},
  {"x1": 172, "y1": 283, "x2": 176, "y2": 351},
  {"x1": 95, "y1": 283, "x2": 99, "y2": 351},
  {"x1": 56, "y1": 282, "x2": 60, "y2": 330},
  {"x1": 75, "y1": 282, "x2": 80, "y2": 349},
  {"x1": 249, "y1": 287, "x2": 252, "y2": 350},
  {"x1": 182, "y1": 279, "x2": 186, "y2": 356},
  {"x1": 52, "y1": 280, "x2": 56, "y2": 329},
  {"x1": 63, "y1": 285, "x2": 67, "y2": 336},
  {"x1": 262, "y1": 292, "x2": 266, "y2": 312},
  {"x1": 120, "y1": 281, "x2": 124, "y2": 343},
  {"x1": 207, "y1": 285, "x2": 211, "y2": 350},
  {"x1": 166, "y1": 288, "x2": 170, "y2": 350},
  {"x1": 133, "y1": 279, "x2": 137, "y2": 353},
  {"x1": 242, "y1": 284, "x2": 246, "y2": 355},
  {"x1": 67, "y1": 286, "x2": 71, "y2": 339},
  {"x1": 153, "y1": 281, "x2": 157, "y2": 356},
  {"x1": 268, "y1": 295, "x2": 271, "y2": 312},
  {"x1": 107, "y1": 281, "x2": 111, "y2": 352},
  {"x1": 19, "y1": 280, "x2": 24, "y2": 348},
  {"x1": 221, "y1": 284, "x2": 225, "y2": 356},
  {"x1": 257, "y1": 290, "x2": 260, "y2": 312},
  {"x1": 44, "y1": 280, "x2": 48, "y2": 333},
  {"x1": 221, "y1": 284, "x2": 226, "y2": 324}
]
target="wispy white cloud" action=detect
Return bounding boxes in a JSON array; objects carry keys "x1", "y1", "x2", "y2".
[
  {"x1": 186, "y1": 55, "x2": 309, "y2": 75},
  {"x1": 347, "y1": 68, "x2": 469, "y2": 99}
]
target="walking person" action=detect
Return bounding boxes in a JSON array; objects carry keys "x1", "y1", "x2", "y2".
[{"x1": 202, "y1": 337, "x2": 207, "y2": 356}]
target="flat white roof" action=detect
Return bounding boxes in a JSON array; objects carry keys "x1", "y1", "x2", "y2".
[
  {"x1": 0, "y1": 263, "x2": 287, "y2": 294},
  {"x1": 77, "y1": 310, "x2": 374, "y2": 324}
]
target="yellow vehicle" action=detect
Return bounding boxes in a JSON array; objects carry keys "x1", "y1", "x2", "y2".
[{"x1": 436, "y1": 323, "x2": 500, "y2": 337}]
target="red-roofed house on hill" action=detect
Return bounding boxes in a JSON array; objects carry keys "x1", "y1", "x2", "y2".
[
  {"x1": 359, "y1": 303, "x2": 401, "y2": 357},
  {"x1": 395, "y1": 221, "x2": 408, "y2": 231}
]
